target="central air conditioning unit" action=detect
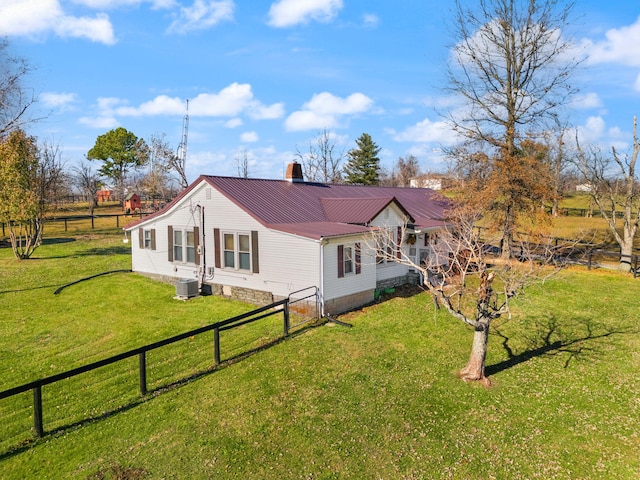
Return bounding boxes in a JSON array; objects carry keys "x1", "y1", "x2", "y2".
[{"x1": 175, "y1": 278, "x2": 199, "y2": 298}]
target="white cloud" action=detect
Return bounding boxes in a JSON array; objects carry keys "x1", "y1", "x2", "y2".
[
  {"x1": 573, "y1": 116, "x2": 634, "y2": 153},
  {"x1": 109, "y1": 83, "x2": 282, "y2": 122},
  {"x1": 224, "y1": 118, "x2": 243, "y2": 128},
  {"x1": 285, "y1": 92, "x2": 373, "y2": 131},
  {"x1": 116, "y1": 94, "x2": 185, "y2": 116},
  {"x1": 249, "y1": 102, "x2": 285, "y2": 120},
  {"x1": 56, "y1": 13, "x2": 115, "y2": 44},
  {"x1": 635, "y1": 73, "x2": 640, "y2": 93},
  {"x1": 78, "y1": 96, "x2": 125, "y2": 128},
  {"x1": 0, "y1": 0, "x2": 116, "y2": 44},
  {"x1": 586, "y1": 16, "x2": 640, "y2": 67},
  {"x1": 166, "y1": 0, "x2": 234, "y2": 34},
  {"x1": 362, "y1": 13, "x2": 379, "y2": 29},
  {"x1": 75, "y1": 0, "x2": 176, "y2": 8},
  {"x1": 570, "y1": 92, "x2": 603, "y2": 110},
  {"x1": 391, "y1": 117, "x2": 457, "y2": 145},
  {"x1": 40, "y1": 92, "x2": 77, "y2": 108},
  {"x1": 78, "y1": 115, "x2": 119, "y2": 129},
  {"x1": 240, "y1": 131, "x2": 258, "y2": 143},
  {"x1": 580, "y1": 116, "x2": 606, "y2": 141},
  {"x1": 267, "y1": 0, "x2": 342, "y2": 28}
]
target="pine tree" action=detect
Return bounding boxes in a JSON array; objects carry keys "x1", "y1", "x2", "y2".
[{"x1": 343, "y1": 133, "x2": 381, "y2": 185}]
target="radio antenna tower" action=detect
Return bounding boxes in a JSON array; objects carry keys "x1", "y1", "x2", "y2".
[{"x1": 176, "y1": 99, "x2": 189, "y2": 189}]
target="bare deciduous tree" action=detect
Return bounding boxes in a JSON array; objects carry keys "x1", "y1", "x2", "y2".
[
  {"x1": 38, "y1": 138, "x2": 70, "y2": 213},
  {"x1": 446, "y1": 0, "x2": 581, "y2": 258},
  {"x1": 73, "y1": 159, "x2": 102, "y2": 215},
  {"x1": 370, "y1": 204, "x2": 572, "y2": 386},
  {"x1": 0, "y1": 39, "x2": 37, "y2": 138},
  {"x1": 143, "y1": 133, "x2": 179, "y2": 202},
  {"x1": 235, "y1": 148, "x2": 251, "y2": 178},
  {"x1": 295, "y1": 129, "x2": 345, "y2": 183},
  {"x1": 576, "y1": 117, "x2": 640, "y2": 271},
  {"x1": 394, "y1": 155, "x2": 420, "y2": 187}
]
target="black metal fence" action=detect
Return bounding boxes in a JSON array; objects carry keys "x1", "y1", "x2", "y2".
[{"x1": 0, "y1": 296, "x2": 314, "y2": 443}]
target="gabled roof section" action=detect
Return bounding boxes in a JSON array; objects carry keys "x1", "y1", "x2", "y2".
[{"x1": 321, "y1": 197, "x2": 413, "y2": 224}]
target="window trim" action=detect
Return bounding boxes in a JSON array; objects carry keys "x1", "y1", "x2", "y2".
[
  {"x1": 168, "y1": 226, "x2": 200, "y2": 265},
  {"x1": 338, "y1": 242, "x2": 361, "y2": 278},
  {"x1": 221, "y1": 230, "x2": 253, "y2": 272}
]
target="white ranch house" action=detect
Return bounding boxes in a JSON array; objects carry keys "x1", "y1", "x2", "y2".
[{"x1": 126, "y1": 163, "x2": 449, "y2": 315}]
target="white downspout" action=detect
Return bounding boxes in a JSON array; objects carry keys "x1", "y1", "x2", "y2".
[{"x1": 319, "y1": 238, "x2": 326, "y2": 317}]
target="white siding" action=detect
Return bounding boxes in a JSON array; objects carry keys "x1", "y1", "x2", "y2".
[
  {"x1": 129, "y1": 180, "x2": 321, "y2": 299},
  {"x1": 322, "y1": 234, "x2": 376, "y2": 302},
  {"x1": 370, "y1": 203, "x2": 411, "y2": 281}
]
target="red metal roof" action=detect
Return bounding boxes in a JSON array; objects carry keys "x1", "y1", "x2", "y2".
[
  {"x1": 320, "y1": 197, "x2": 412, "y2": 224},
  {"x1": 127, "y1": 175, "x2": 450, "y2": 239},
  {"x1": 204, "y1": 176, "x2": 449, "y2": 238},
  {"x1": 265, "y1": 222, "x2": 372, "y2": 240}
]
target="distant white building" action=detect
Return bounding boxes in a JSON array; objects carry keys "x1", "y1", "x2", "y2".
[
  {"x1": 575, "y1": 183, "x2": 593, "y2": 193},
  {"x1": 410, "y1": 176, "x2": 443, "y2": 190}
]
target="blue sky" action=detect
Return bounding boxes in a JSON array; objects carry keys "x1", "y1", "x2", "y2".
[{"x1": 2, "y1": 0, "x2": 640, "y2": 183}]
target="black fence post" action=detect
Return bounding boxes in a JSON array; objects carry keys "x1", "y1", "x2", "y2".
[
  {"x1": 33, "y1": 385, "x2": 43, "y2": 438},
  {"x1": 587, "y1": 250, "x2": 593, "y2": 270},
  {"x1": 116, "y1": 215, "x2": 120, "y2": 228},
  {"x1": 91, "y1": 216, "x2": 95, "y2": 230},
  {"x1": 64, "y1": 218, "x2": 68, "y2": 232},
  {"x1": 139, "y1": 352, "x2": 147, "y2": 396},
  {"x1": 283, "y1": 300, "x2": 290, "y2": 337},
  {"x1": 214, "y1": 327, "x2": 220, "y2": 365}
]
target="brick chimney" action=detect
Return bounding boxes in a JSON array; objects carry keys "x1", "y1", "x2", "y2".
[{"x1": 285, "y1": 162, "x2": 304, "y2": 183}]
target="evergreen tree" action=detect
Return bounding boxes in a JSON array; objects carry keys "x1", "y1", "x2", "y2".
[{"x1": 343, "y1": 133, "x2": 381, "y2": 185}]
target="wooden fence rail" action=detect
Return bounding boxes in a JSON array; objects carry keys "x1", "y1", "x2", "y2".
[
  {"x1": 1, "y1": 213, "x2": 153, "y2": 236},
  {"x1": 0, "y1": 298, "x2": 293, "y2": 441}
]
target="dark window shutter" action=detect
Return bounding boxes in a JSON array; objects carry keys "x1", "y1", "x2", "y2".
[
  {"x1": 138, "y1": 228, "x2": 144, "y2": 249},
  {"x1": 194, "y1": 226, "x2": 200, "y2": 265},
  {"x1": 337, "y1": 245, "x2": 344, "y2": 278},
  {"x1": 214, "y1": 228, "x2": 221, "y2": 268},
  {"x1": 397, "y1": 227, "x2": 402, "y2": 259},
  {"x1": 424, "y1": 233, "x2": 429, "y2": 247},
  {"x1": 168, "y1": 226, "x2": 174, "y2": 262},
  {"x1": 355, "y1": 242, "x2": 361, "y2": 274},
  {"x1": 251, "y1": 230, "x2": 259, "y2": 274},
  {"x1": 151, "y1": 229, "x2": 156, "y2": 250}
]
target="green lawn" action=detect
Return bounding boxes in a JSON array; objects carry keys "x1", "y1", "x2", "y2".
[{"x1": 1, "y1": 235, "x2": 639, "y2": 479}]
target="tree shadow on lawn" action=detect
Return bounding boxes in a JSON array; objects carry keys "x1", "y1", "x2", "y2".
[
  {"x1": 39, "y1": 244, "x2": 131, "y2": 260},
  {"x1": 486, "y1": 315, "x2": 638, "y2": 376}
]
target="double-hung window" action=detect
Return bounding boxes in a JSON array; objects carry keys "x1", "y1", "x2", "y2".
[
  {"x1": 173, "y1": 229, "x2": 183, "y2": 262},
  {"x1": 344, "y1": 246, "x2": 354, "y2": 275},
  {"x1": 238, "y1": 234, "x2": 251, "y2": 270},
  {"x1": 338, "y1": 243, "x2": 360, "y2": 278},
  {"x1": 144, "y1": 230, "x2": 152, "y2": 249},
  {"x1": 185, "y1": 231, "x2": 195, "y2": 263},
  {"x1": 215, "y1": 229, "x2": 259, "y2": 274},
  {"x1": 138, "y1": 228, "x2": 156, "y2": 250},
  {"x1": 223, "y1": 232, "x2": 252, "y2": 272},
  {"x1": 223, "y1": 233, "x2": 235, "y2": 268},
  {"x1": 168, "y1": 226, "x2": 200, "y2": 265}
]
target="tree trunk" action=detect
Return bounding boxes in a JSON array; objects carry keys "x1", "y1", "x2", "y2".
[
  {"x1": 459, "y1": 322, "x2": 491, "y2": 386},
  {"x1": 500, "y1": 204, "x2": 514, "y2": 260},
  {"x1": 620, "y1": 238, "x2": 634, "y2": 272}
]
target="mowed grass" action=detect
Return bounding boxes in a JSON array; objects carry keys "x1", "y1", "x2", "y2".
[{"x1": 1, "y1": 235, "x2": 640, "y2": 479}]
